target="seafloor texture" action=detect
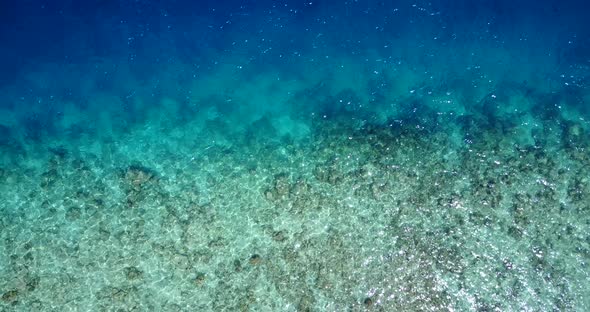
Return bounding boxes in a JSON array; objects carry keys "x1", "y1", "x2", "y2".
[
  {"x1": 1, "y1": 1, "x2": 590, "y2": 311},
  {"x1": 1, "y1": 73, "x2": 590, "y2": 311}
]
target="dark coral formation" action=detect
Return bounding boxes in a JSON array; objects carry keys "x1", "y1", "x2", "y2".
[{"x1": 121, "y1": 164, "x2": 160, "y2": 207}]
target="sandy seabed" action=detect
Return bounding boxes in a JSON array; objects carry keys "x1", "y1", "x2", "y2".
[{"x1": 1, "y1": 92, "x2": 590, "y2": 311}]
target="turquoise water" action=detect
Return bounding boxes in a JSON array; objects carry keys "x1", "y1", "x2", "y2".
[{"x1": 1, "y1": 1, "x2": 589, "y2": 311}]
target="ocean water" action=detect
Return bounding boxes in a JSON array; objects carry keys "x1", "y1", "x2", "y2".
[{"x1": 0, "y1": 0, "x2": 589, "y2": 311}]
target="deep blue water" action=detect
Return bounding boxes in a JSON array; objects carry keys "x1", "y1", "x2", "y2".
[
  {"x1": 0, "y1": 1, "x2": 587, "y2": 142},
  {"x1": 1, "y1": 1, "x2": 589, "y2": 127}
]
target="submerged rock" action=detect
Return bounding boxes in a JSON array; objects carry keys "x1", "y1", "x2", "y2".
[
  {"x1": 123, "y1": 164, "x2": 158, "y2": 189},
  {"x1": 562, "y1": 120, "x2": 587, "y2": 148},
  {"x1": 1, "y1": 289, "x2": 18, "y2": 304},
  {"x1": 120, "y1": 164, "x2": 160, "y2": 208},
  {"x1": 264, "y1": 172, "x2": 292, "y2": 201},
  {"x1": 313, "y1": 163, "x2": 342, "y2": 185},
  {"x1": 40, "y1": 168, "x2": 59, "y2": 188},
  {"x1": 124, "y1": 267, "x2": 143, "y2": 280},
  {"x1": 193, "y1": 272, "x2": 206, "y2": 286},
  {"x1": 249, "y1": 254, "x2": 262, "y2": 265}
]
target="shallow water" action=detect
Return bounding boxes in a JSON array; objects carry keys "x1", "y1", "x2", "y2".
[{"x1": 1, "y1": 1, "x2": 589, "y2": 311}]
